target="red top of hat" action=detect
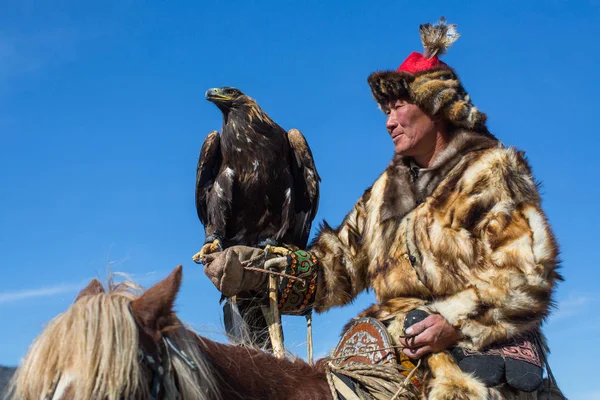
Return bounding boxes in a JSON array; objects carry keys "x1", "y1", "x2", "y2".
[{"x1": 397, "y1": 52, "x2": 447, "y2": 74}]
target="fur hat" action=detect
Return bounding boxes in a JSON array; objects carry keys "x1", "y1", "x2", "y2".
[{"x1": 368, "y1": 18, "x2": 487, "y2": 130}]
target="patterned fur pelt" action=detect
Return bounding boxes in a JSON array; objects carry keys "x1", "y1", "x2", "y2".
[{"x1": 308, "y1": 129, "x2": 562, "y2": 399}]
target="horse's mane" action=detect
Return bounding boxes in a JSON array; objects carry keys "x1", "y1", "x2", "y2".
[{"x1": 6, "y1": 277, "x2": 218, "y2": 400}]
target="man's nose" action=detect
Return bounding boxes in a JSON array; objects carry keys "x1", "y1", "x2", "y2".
[{"x1": 386, "y1": 115, "x2": 397, "y2": 133}]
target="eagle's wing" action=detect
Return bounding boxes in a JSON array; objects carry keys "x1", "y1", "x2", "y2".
[
  {"x1": 195, "y1": 130, "x2": 222, "y2": 225},
  {"x1": 287, "y1": 128, "x2": 320, "y2": 247}
]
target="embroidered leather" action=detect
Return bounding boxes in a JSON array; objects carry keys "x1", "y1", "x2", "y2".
[
  {"x1": 277, "y1": 250, "x2": 318, "y2": 316},
  {"x1": 331, "y1": 318, "x2": 396, "y2": 368}
]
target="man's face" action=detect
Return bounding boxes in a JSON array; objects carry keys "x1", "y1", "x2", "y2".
[{"x1": 385, "y1": 98, "x2": 438, "y2": 157}]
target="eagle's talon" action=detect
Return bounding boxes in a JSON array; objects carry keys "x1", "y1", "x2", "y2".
[
  {"x1": 263, "y1": 245, "x2": 290, "y2": 257},
  {"x1": 192, "y1": 239, "x2": 223, "y2": 264},
  {"x1": 191, "y1": 251, "x2": 204, "y2": 264}
]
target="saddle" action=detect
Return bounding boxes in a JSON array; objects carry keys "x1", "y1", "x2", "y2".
[{"x1": 328, "y1": 317, "x2": 422, "y2": 400}]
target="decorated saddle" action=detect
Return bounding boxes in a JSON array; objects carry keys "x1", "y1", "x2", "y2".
[{"x1": 327, "y1": 317, "x2": 422, "y2": 400}]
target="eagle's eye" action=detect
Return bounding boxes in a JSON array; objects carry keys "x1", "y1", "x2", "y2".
[{"x1": 225, "y1": 89, "x2": 236, "y2": 96}]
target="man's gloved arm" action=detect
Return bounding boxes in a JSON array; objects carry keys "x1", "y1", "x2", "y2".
[
  {"x1": 203, "y1": 245, "x2": 321, "y2": 316},
  {"x1": 203, "y1": 246, "x2": 269, "y2": 297}
]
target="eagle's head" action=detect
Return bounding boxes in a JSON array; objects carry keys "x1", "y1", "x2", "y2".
[
  {"x1": 206, "y1": 86, "x2": 278, "y2": 133},
  {"x1": 206, "y1": 87, "x2": 251, "y2": 113}
]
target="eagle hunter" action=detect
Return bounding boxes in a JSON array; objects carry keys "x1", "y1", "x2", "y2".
[{"x1": 192, "y1": 87, "x2": 320, "y2": 349}]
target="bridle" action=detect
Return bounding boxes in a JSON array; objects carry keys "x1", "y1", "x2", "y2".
[
  {"x1": 43, "y1": 333, "x2": 198, "y2": 400},
  {"x1": 138, "y1": 335, "x2": 199, "y2": 399}
]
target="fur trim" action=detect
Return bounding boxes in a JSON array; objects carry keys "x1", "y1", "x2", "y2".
[{"x1": 367, "y1": 70, "x2": 414, "y2": 111}]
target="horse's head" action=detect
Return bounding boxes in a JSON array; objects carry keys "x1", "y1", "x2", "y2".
[{"x1": 6, "y1": 266, "x2": 218, "y2": 400}]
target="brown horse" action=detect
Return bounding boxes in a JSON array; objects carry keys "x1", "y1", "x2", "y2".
[
  {"x1": 6, "y1": 266, "x2": 331, "y2": 400},
  {"x1": 5, "y1": 266, "x2": 564, "y2": 400}
]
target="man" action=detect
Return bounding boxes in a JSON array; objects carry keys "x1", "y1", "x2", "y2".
[{"x1": 202, "y1": 18, "x2": 562, "y2": 399}]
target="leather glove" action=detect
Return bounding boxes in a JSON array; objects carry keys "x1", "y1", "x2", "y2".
[{"x1": 202, "y1": 246, "x2": 269, "y2": 297}]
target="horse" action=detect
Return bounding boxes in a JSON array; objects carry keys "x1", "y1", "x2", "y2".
[
  {"x1": 5, "y1": 266, "x2": 331, "y2": 400},
  {"x1": 5, "y1": 266, "x2": 565, "y2": 400}
]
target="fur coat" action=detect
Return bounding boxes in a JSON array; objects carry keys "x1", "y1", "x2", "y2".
[{"x1": 307, "y1": 129, "x2": 562, "y2": 399}]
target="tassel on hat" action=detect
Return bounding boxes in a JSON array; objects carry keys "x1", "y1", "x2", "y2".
[{"x1": 419, "y1": 17, "x2": 460, "y2": 58}]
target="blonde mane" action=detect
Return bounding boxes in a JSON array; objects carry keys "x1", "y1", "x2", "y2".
[{"x1": 6, "y1": 279, "x2": 218, "y2": 400}]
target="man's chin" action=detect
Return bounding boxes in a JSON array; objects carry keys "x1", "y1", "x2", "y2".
[{"x1": 394, "y1": 147, "x2": 412, "y2": 156}]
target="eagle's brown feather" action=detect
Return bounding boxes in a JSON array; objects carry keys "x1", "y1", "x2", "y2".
[
  {"x1": 287, "y1": 128, "x2": 320, "y2": 248},
  {"x1": 195, "y1": 130, "x2": 221, "y2": 226}
]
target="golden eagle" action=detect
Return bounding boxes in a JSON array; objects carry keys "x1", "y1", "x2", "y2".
[{"x1": 192, "y1": 87, "x2": 320, "y2": 349}]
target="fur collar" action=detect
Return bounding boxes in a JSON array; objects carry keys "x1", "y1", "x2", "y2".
[{"x1": 380, "y1": 130, "x2": 500, "y2": 222}]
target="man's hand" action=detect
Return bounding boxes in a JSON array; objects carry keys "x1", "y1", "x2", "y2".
[
  {"x1": 398, "y1": 314, "x2": 461, "y2": 359},
  {"x1": 203, "y1": 246, "x2": 268, "y2": 297}
]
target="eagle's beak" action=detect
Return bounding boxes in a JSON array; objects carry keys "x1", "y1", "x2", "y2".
[{"x1": 206, "y1": 88, "x2": 231, "y2": 102}]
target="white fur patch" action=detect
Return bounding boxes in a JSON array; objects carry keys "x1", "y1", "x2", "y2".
[
  {"x1": 225, "y1": 167, "x2": 235, "y2": 179},
  {"x1": 252, "y1": 160, "x2": 259, "y2": 171},
  {"x1": 508, "y1": 289, "x2": 538, "y2": 312},
  {"x1": 428, "y1": 218, "x2": 475, "y2": 266},
  {"x1": 487, "y1": 201, "x2": 513, "y2": 217},
  {"x1": 490, "y1": 235, "x2": 535, "y2": 272},
  {"x1": 429, "y1": 288, "x2": 479, "y2": 326},
  {"x1": 338, "y1": 225, "x2": 351, "y2": 254},
  {"x1": 427, "y1": 369, "x2": 489, "y2": 400},
  {"x1": 523, "y1": 206, "x2": 553, "y2": 263},
  {"x1": 461, "y1": 151, "x2": 503, "y2": 192}
]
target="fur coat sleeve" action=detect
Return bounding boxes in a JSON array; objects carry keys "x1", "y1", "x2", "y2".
[{"x1": 307, "y1": 188, "x2": 372, "y2": 311}]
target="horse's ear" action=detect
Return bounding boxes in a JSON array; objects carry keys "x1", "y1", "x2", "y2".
[
  {"x1": 75, "y1": 279, "x2": 105, "y2": 302},
  {"x1": 131, "y1": 265, "x2": 183, "y2": 331}
]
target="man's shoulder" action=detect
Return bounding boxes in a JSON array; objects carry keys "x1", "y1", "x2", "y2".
[
  {"x1": 464, "y1": 144, "x2": 534, "y2": 177},
  {"x1": 456, "y1": 144, "x2": 540, "y2": 203}
]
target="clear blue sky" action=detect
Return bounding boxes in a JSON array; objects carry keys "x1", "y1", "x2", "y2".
[{"x1": 1, "y1": 1, "x2": 598, "y2": 398}]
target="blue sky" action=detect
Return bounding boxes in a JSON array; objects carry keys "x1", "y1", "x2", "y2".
[{"x1": 1, "y1": 1, "x2": 599, "y2": 398}]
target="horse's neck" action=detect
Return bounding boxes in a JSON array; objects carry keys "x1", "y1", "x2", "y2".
[{"x1": 199, "y1": 338, "x2": 332, "y2": 399}]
